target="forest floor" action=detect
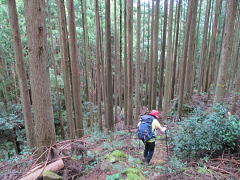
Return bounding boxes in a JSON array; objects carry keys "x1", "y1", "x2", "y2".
[
  {"x1": 1, "y1": 128, "x2": 239, "y2": 180},
  {"x1": 0, "y1": 93, "x2": 240, "y2": 179}
]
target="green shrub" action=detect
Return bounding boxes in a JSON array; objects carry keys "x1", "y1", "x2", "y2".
[{"x1": 169, "y1": 105, "x2": 240, "y2": 159}]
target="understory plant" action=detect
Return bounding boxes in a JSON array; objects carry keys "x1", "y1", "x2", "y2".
[{"x1": 169, "y1": 105, "x2": 240, "y2": 159}]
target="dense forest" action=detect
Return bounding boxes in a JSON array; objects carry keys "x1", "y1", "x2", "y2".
[{"x1": 0, "y1": 0, "x2": 240, "y2": 179}]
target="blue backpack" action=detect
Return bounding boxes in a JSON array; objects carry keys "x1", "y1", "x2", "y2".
[{"x1": 137, "y1": 115, "x2": 155, "y2": 143}]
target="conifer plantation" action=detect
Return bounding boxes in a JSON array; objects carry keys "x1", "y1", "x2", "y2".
[{"x1": 0, "y1": 0, "x2": 239, "y2": 179}]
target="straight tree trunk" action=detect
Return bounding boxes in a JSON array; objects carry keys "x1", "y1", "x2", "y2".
[
  {"x1": 214, "y1": 0, "x2": 237, "y2": 104},
  {"x1": 8, "y1": 0, "x2": 35, "y2": 148},
  {"x1": 119, "y1": 0, "x2": 123, "y2": 109},
  {"x1": 105, "y1": 0, "x2": 114, "y2": 130},
  {"x1": 163, "y1": 0, "x2": 174, "y2": 114},
  {"x1": 207, "y1": 0, "x2": 222, "y2": 98},
  {"x1": 150, "y1": 0, "x2": 160, "y2": 110},
  {"x1": 56, "y1": 0, "x2": 75, "y2": 139},
  {"x1": 145, "y1": 0, "x2": 151, "y2": 106},
  {"x1": 135, "y1": 0, "x2": 141, "y2": 121},
  {"x1": 228, "y1": 17, "x2": 240, "y2": 90},
  {"x1": 197, "y1": 0, "x2": 211, "y2": 93},
  {"x1": 81, "y1": 0, "x2": 90, "y2": 102},
  {"x1": 141, "y1": 3, "x2": 146, "y2": 104},
  {"x1": 46, "y1": 0, "x2": 65, "y2": 140},
  {"x1": 94, "y1": 0, "x2": 103, "y2": 131},
  {"x1": 230, "y1": 39, "x2": 240, "y2": 114},
  {"x1": 177, "y1": 0, "x2": 193, "y2": 117},
  {"x1": 114, "y1": 0, "x2": 120, "y2": 124},
  {"x1": 184, "y1": 0, "x2": 198, "y2": 102},
  {"x1": 148, "y1": 0, "x2": 155, "y2": 109},
  {"x1": 53, "y1": 63, "x2": 65, "y2": 139},
  {"x1": 158, "y1": 0, "x2": 168, "y2": 110},
  {"x1": 24, "y1": 0, "x2": 56, "y2": 156},
  {"x1": 67, "y1": 0, "x2": 84, "y2": 137},
  {"x1": 171, "y1": 0, "x2": 182, "y2": 99},
  {"x1": 124, "y1": 0, "x2": 128, "y2": 125},
  {"x1": 0, "y1": 49, "x2": 9, "y2": 112},
  {"x1": 229, "y1": 29, "x2": 240, "y2": 90},
  {"x1": 127, "y1": 0, "x2": 133, "y2": 126}
]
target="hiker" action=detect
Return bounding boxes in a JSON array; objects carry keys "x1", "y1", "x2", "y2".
[{"x1": 137, "y1": 110, "x2": 167, "y2": 164}]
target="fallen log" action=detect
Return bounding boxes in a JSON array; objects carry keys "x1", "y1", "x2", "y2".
[{"x1": 19, "y1": 158, "x2": 64, "y2": 180}]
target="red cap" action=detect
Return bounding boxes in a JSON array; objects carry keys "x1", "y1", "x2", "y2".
[{"x1": 149, "y1": 110, "x2": 160, "y2": 118}]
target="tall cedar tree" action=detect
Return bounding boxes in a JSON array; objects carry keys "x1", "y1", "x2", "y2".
[
  {"x1": 231, "y1": 35, "x2": 240, "y2": 114},
  {"x1": 184, "y1": 0, "x2": 198, "y2": 101},
  {"x1": 8, "y1": 0, "x2": 35, "y2": 148},
  {"x1": 124, "y1": 0, "x2": 128, "y2": 125},
  {"x1": 24, "y1": 0, "x2": 56, "y2": 156},
  {"x1": 150, "y1": 0, "x2": 160, "y2": 110},
  {"x1": 171, "y1": 0, "x2": 182, "y2": 99},
  {"x1": 214, "y1": 0, "x2": 238, "y2": 104},
  {"x1": 94, "y1": 0, "x2": 103, "y2": 130},
  {"x1": 207, "y1": 0, "x2": 222, "y2": 98},
  {"x1": 46, "y1": 2, "x2": 65, "y2": 139},
  {"x1": 105, "y1": 0, "x2": 114, "y2": 130},
  {"x1": 67, "y1": 0, "x2": 84, "y2": 137},
  {"x1": 57, "y1": 0, "x2": 75, "y2": 137},
  {"x1": 148, "y1": 0, "x2": 154, "y2": 109},
  {"x1": 56, "y1": 0, "x2": 75, "y2": 139},
  {"x1": 163, "y1": 0, "x2": 174, "y2": 114},
  {"x1": 135, "y1": 0, "x2": 141, "y2": 121},
  {"x1": 197, "y1": 0, "x2": 211, "y2": 93},
  {"x1": 158, "y1": 0, "x2": 168, "y2": 110},
  {"x1": 127, "y1": 0, "x2": 133, "y2": 126},
  {"x1": 177, "y1": 0, "x2": 194, "y2": 117},
  {"x1": 114, "y1": 0, "x2": 120, "y2": 124},
  {"x1": 119, "y1": 0, "x2": 123, "y2": 109}
]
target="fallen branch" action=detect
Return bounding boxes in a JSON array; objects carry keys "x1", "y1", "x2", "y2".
[
  {"x1": 19, "y1": 158, "x2": 64, "y2": 180},
  {"x1": 206, "y1": 165, "x2": 237, "y2": 178},
  {"x1": 211, "y1": 158, "x2": 240, "y2": 165}
]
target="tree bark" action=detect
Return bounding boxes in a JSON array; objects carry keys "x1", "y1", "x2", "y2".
[
  {"x1": 124, "y1": 0, "x2": 128, "y2": 125},
  {"x1": 81, "y1": 0, "x2": 91, "y2": 102},
  {"x1": 56, "y1": 0, "x2": 75, "y2": 139},
  {"x1": 135, "y1": 0, "x2": 141, "y2": 121},
  {"x1": 207, "y1": 0, "x2": 222, "y2": 98},
  {"x1": 197, "y1": 0, "x2": 211, "y2": 93},
  {"x1": 46, "y1": 0, "x2": 65, "y2": 140},
  {"x1": 148, "y1": 0, "x2": 155, "y2": 109},
  {"x1": 67, "y1": 0, "x2": 84, "y2": 137},
  {"x1": 158, "y1": 0, "x2": 168, "y2": 110},
  {"x1": 105, "y1": 0, "x2": 114, "y2": 130},
  {"x1": 230, "y1": 39, "x2": 240, "y2": 114},
  {"x1": 8, "y1": 0, "x2": 35, "y2": 148},
  {"x1": 214, "y1": 0, "x2": 238, "y2": 104},
  {"x1": 171, "y1": 0, "x2": 182, "y2": 99},
  {"x1": 177, "y1": 0, "x2": 193, "y2": 117},
  {"x1": 114, "y1": 0, "x2": 120, "y2": 124},
  {"x1": 150, "y1": 0, "x2": 160, "y2": 110},
  {"x1": 24, "y1": 0, "x2": 56, "y2": 156},
  {"x1": 94, "y1": 0, "x2": 103, "y2": 131},
  {"x1": 184, "y1": 0, "x2": 198, "y2": 102},
  {"x1": 127, "y1": 0, "x2": 133, "y2": 126},
  {"x1": 119, "y1": 0, "x2": 123, "y2": 109},
  {"x1": 163, "y1": 0, "x2": 174, "y2": 114}
]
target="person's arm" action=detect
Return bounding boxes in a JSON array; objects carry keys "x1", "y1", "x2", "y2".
[{"x1": 153, "y1": 119, "x2": 166, "y2": 133}]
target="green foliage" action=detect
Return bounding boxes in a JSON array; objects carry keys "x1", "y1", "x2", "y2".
[
  {"x1": 169, "y1": 105, "x2": 240, "y2": 159},
  {"x1": 106, "y1": 173, "x2": 121, "y2": 180},
  {"x1": 106, "y1": 150, "x2": 127, "y2": 163},
  {"x1": 123, "y1": 168, "x2": 144, "y2": 180},
  {"x1": 197, "y1": 165, "x2": 211, "y2": 174},
  {"x1": 43, "y1": 170, "x2": 63, "y2": 179},
  {"x1": 101, "y1": 139, "x2": 125, "y2": 151},
  {"x1": 167, "y1": 156, "x2": 187, "y2": 174}
]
